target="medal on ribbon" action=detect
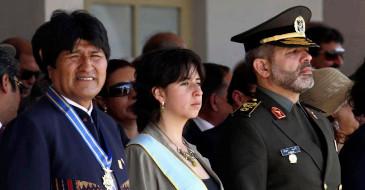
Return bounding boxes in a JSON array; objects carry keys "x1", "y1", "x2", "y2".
[{"x1": 47, "y1": 87, "x2": 115, "y2": 190}]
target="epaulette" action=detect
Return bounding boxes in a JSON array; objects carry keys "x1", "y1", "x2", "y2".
[{"x1": 232, "y1": 98, "x2": 261, "y2": 118}]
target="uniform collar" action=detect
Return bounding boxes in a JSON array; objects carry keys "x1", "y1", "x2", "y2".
[
  {"x1": 258, "y1": 86, "x2": 294, "y2": 112},
  {"x1": 62, "y1": 95, "x2": 93, "y2": 116}
]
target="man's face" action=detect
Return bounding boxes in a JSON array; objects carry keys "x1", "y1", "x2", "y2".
[
  {"x1": 270, "y1": 47, "x2": 314, "y2": 93},
  {"x1": 19, "y1": 54, "x2": 40, "y2": 97},
  {"x1": 48, "y1": 39, "x2": 107, "y2": 108},
  {"x1": 311, "y1": 42, "x2": 344, "y2": 69}
]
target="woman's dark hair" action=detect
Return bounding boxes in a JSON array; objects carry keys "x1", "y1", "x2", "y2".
[
  {"x1": 350, "y1": 58, "x2": 365, "y2": 115},
  {"x1": 99, "y1": 59, "x2": 134, "y2": 97},
  {"x1": 134, "y1": 48, "x2": 204, "y2": 131},
  {"x1": 31, "y1": 10, "x2": 110, "y2": 77}
]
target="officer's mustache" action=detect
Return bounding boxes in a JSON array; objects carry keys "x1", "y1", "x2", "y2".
[{"x1": 298, "y1": 61, "x2": 312, "y2": 71}]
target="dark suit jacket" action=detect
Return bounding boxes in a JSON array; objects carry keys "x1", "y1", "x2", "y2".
[
  {"x1": 183, "y1": 119, "x2": 203, "y2": 146},
  {"x1": 0, "y1": 96, "x2": 128, "y2": 190},
  {"x1": 217, "y1": 89, "x2": 341, "y2": 190},
  {"x1": 339, "y1": 123, "x2": 365, "y2": 190}
]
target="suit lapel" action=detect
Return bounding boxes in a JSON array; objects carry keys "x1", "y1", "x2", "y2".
[
  {"x1": 195, "y1": 152, "x2": 224, "y2": 189},
  {"x1": 95, "y1": 109, "x2": 129, "y2": 187}
]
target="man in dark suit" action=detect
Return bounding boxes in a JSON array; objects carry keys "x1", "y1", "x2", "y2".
[
  {"x1": 0, "y1": 10, "x2": 129, "y2": 190},
  {"x1": 216, "y1": 6, "x2": 341, "y2": 190},
  {"x1": 0, "y1": 44, "x2": 22, "y2": 138}
]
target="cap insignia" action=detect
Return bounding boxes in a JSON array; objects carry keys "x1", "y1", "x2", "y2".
[{"x1": 294, "y1": 16, "x2": 305, "y2": 34}]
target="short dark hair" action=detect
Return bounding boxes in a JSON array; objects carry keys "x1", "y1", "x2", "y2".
[
  {"x1": 99, "y1": 59, "x2": 134, "y2": 97},
  {"x1": 201, "y1": 63, "x2": 230, "y2": 106},
  {"x1": 227, "y1": 61, "x2": 256, "y2": 105},
  {"x1": 0, "y1": 45, "x2": 19, "y2": 91},
  {"x1": 31, "y1": 10, "x2": 110, "y2": 76},
  {"x1": 306, "y1": 25, "x2": 344, "y2": 56},
  {"x1": 134, "y1": 48, "x2": 204, "y2": 131},
  {"x1": 350, "y1": 58, "x2": 365, "y2": 115}
]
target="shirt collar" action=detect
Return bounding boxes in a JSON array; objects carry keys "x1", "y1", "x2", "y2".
[
  {"x1": 192, "y1": 117, "x2": 215, "y2": 132},
  {"x1": 258, "y1": 86, "x2": 295, "y2": 112},
  {"x1": 61, "y1": 95, "x2": 93, "y2": 116}
]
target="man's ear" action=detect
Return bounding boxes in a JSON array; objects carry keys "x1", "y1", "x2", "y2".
[
  {"x1": 253, "y1": 58, "x2": 270, "y2": 78},
  {"x1": 0, "y1": 74, "x2": 10, "y2": 93},
  {"x1": 151, "y1": 87, "x2": 166, "y2": 104},
  {"x1": 209, "y1": 93, "x2": 219, "y2": 112}
]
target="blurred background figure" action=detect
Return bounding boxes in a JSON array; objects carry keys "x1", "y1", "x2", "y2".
[
  {"x1": 227, "y1": 61, "x2": 257, "y2": 110},
  {"x1": 2, "y1": 37, "x2": 43, "y2": 112},
  {"x1": 2, "y1": 37, "x2": 40, "y2": 97},
  {"x1": 184, "y1": 63, "x2": 232, "y2": 146},
  {"x1": 141, "y1": 32, "x2": 186, "y2": 55},
  {"x1": 300, "y1": 67, "x2": 359, "y2": 150},
  {"x1": 0, "y1": 44, "x2": 22, "y2": 135},
  {"x1": 98, "y1": 59, "x2": 137, "y2": 146},
  {"x1": 339, "y1": 58, "x2": 365, "y2": 190},
  {"x1": 306, "y1": 25, "x2": 345, "y2": 69}
]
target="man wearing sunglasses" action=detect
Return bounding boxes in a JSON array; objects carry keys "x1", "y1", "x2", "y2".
[
  {"x1": 306, "y1": 24, "x2": 345, "y2": 69},
  {"x1": 0, "y1": 44, "x2": 22, "y2": 135},
  {"x1": 2, "y1": 37, "x2": 40, "y2": 98}
]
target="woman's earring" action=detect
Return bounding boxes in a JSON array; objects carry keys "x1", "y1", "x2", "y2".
[
  {"x1": 103, "y1": 106, "x2": 108, "y2": 113},
  {"x1": 160, "y1": 101, "x2": 165, "y2": 113}
]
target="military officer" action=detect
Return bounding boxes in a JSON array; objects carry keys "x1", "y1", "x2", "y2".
[
  {"x1": 216, "y1": 6, "x2": 341, "y2": 190},
  {"x1": 0, "y1": 10, "x2": 129, "y2": 190}
]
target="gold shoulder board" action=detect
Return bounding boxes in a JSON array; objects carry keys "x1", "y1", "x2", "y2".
[{"x1": 234, "y1": 99, "x2": 261, "y2": 118}]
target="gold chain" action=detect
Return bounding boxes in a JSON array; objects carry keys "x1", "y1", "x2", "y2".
[{"x1": 156, "y1": 126, "x2": 198, "y2": 167}]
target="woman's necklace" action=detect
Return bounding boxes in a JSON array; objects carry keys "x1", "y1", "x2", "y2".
[{"x1": 157, "y1": 126, "x2": 198, "y2": 167}]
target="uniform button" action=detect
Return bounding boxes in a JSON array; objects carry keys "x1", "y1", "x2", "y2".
[
  {"x1": 338, "y1": 184, "x2": 342, "y2": 190},
  {"x1": 324, "y1": 183, "x2": 328, "y2": 190}
]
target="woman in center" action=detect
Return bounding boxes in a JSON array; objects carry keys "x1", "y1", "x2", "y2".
[{"x1": 126, "y1": 48, "x2": 223, "y2": 190}]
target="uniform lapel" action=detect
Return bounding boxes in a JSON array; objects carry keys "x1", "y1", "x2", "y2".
[
  {"x1": 303, "y1": 107, "x2": 337, "y2": 180},
  {"x1": 272, "y1": 117, "x2": 324, "y2": 171},
  {"x1": 258, "y1": 91, "x2": 324, "y2": 171}
]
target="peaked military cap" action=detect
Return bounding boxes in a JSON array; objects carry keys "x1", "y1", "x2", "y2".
[{"x1": 231, "y1": 6, "x2": 318, "y2": 52}]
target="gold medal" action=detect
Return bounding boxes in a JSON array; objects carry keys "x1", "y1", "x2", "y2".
[
  {"x1": 288, "y1": 154, "x2": 297, "y2": 164},
  {"x1": 102, "y1": 168, "x2": 114, "y2": 190}
]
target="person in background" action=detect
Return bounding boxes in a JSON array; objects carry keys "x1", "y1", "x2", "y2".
[
  {"x1": 227, "y1": 60, "x2": 257, "y2": 110},
  {"x1": 184, "y1": 63, "x2": 232, "y2": 146},
  {"x1": 306, "y1": 24, "x2": 345, "y2": 69},
  {"x1": 0, "y1": 44, "x2": 22, "y2": 135},
  {"x1": 0, "y1": 10, "x2": 129, "y2": 190},
  {"x1": 216, "y1": 6, "x2": 341, "y2": 190},
  {"x1": 98, "y1": 59, "x2": 137, "y2": 146},
  {"x1": 126, "y1": 48, "x2": 223, "y2": 190},
  {"x1": 2, "y1": 37, "x2": 40, "y2": 98},
  {"x1": 340, "y1": 58, "x2": 365, "y2": 190},
  {"x1": 300, "y1": 67, "x2": 359, "y2": 150},
  {"x1": 141, "y1": 32, "x2": 186, "y2": 55}
]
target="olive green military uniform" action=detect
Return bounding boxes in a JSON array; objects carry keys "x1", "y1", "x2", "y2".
[{"x1": 217, "y1": 87, "x2": 341, "y2": 190}]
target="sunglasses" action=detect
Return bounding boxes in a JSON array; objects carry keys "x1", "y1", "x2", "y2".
[
  {"x1": 20, "y1": 69, "x2": 40, "y2": 80},
  {"x1": 107, "y1": 81, "x2": 135, "y2": 97},
  {"x1": 13, "y1": 77, "x2": 26, "y2": 94},
  {"x1": 323, "y1": 51, "x2": 344, "y2": 60}
]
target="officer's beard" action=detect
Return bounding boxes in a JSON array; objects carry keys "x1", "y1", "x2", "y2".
[{"x1": 270, "y1": 61, "x2": 314, "y2": 94}]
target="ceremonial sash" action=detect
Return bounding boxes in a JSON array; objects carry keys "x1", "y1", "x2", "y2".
[
  {"x1": 128, "y1": 134, "x2": 207, "y2": 190},
  {"x1": 46, "y1": 87, "x2": 116, "y2": 190}
]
